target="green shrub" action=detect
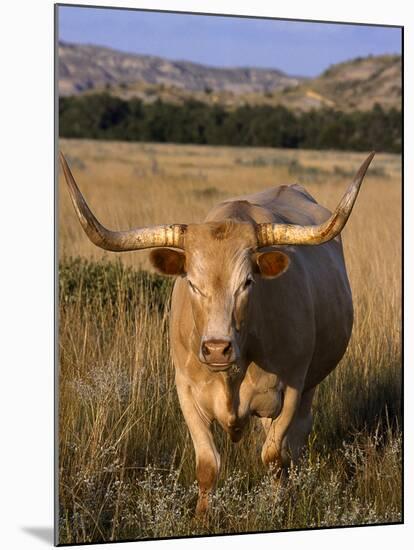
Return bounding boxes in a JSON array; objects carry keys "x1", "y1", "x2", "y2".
[{"x1": 59, "y1": 257, "x2": 173, "y2": 314}]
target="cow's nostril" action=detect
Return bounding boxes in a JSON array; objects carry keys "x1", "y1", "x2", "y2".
[
  {"x1": 202, "y1": 342, "x2": 210, "y2": 357},
  {"x1": 223, "y1": 342, "x2": 232, "y2": 356}
]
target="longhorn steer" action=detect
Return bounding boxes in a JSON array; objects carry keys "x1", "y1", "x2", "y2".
[{"x1": 60, "y1": 150, "x2": 375, "y2": 516}]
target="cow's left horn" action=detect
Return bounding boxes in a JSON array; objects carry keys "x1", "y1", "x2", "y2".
[
  {"x1": 256, "y1": 151, "x2": 375, "y2": 247},
  {"x1": 59, "y1": 152, "x2": 187, "y2": 251}
]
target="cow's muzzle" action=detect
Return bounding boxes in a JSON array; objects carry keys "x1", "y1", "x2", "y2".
[{"x1": 200, "y1": 338, "x2": 236, "y2": 368}]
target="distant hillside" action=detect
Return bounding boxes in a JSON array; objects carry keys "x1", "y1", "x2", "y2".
[
  {"x1": 58, "y1": 42, "x2": 401, "y2": 112},
  {"x1": 275, "y1": 54, "x2": 401, "y2": 112},
  {"x1": 58, "y1": 41, "x2": 301, "y2": 96}
]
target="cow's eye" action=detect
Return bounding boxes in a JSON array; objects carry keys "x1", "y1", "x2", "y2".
[
  {"x1": 188, "y1": 279, "x2": 202, "y2": 295},
  {"x1": 244, "y1": 276, "x2": 254, "y2": 289},
  {"x1": 237, "y1": 276, "x2": 254, "y2": 295}
]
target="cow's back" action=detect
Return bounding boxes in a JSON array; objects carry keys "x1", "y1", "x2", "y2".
[{"x1": 207, "y1": 184, "x2": 332, "y2": 227}]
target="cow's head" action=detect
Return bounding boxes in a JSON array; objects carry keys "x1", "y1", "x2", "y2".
[
  {"x1": 149, "y1": 222, "x2": 290, "y2": 370},
  {"x1": 60, "y1": 151, "x2": 375, "y2": 371}
]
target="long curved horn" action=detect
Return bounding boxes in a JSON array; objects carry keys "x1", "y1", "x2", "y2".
[
  {"x1": 59, "y1": 152, "x2": 186, "y2": 251},
  {"x1": 256, "y1": 152, "x2": 375, "y2": 247}
]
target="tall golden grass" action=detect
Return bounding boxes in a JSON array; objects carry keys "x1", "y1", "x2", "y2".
[{"x1": 58, "y1": 139, "x2": 402, "y2": 544}]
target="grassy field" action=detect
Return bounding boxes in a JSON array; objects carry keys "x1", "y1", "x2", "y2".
[{"x1": 58, "y1": 139, "x2": 402, "y2": 544}]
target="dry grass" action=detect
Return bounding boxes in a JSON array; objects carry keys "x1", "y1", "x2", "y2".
[{"x1": 58, "y1": 139, "x2": 402, "y2": 544}]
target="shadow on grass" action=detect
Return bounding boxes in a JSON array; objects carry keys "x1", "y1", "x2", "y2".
[{"x1": 314, "y1": 362, "x2": 402, "y2": 451}]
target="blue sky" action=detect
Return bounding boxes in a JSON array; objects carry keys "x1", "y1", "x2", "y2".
[{"x1": 58, "y1": 5, "x2": 402, "y2": 77}]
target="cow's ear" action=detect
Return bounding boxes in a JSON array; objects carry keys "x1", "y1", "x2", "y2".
[
  {"x1": 150, "y1": 248, "x2": 186, "y2": 276},
  {"x1": 254, "y1": 250, "x2": 290, "y2": 279}
]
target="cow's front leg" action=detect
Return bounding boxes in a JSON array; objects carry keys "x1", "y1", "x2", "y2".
[
  {"x1": 176, "y1": 383, "x2": 220, "y2": 516},
  {"x1": 261, "y1": 384, "x2": 301, "y2": 471}
]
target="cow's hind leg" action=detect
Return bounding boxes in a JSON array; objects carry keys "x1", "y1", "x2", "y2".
[
  {"x1": 176, "y1": 383, "x2": 220, "y2": 517},
  {"x1": 282, "y1": 386, "x2": 316, "y2": 465},
  {"x1": 261, "y1": 385, "x2": 301, "y2": 471}
]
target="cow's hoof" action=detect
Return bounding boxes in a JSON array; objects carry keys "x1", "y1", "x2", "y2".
[
  {"x1": 195, "y1": 495, "x2": 210, "y2": 518},
  {"x1": 261, "y1": 444, "x2": 283, "y2": 470},
  {"x1": 229, "y1": 426, "x2": 243, "y2": 443}
]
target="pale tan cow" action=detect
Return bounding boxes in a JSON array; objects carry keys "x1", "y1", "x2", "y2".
[{"x1": 60, "y1": 151, "x2": 375, "y2": 516}]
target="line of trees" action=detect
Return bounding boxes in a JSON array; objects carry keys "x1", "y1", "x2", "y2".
[{"x1": 59, "y1": 94, "x2": 402, "y2": 153}]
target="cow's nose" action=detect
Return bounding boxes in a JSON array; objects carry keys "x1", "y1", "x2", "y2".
[{"x1": 201, "y1": 339, "x2": 234, "y2": 364}]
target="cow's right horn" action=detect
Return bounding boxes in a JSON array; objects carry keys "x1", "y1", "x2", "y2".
[
  {"x1": 256, "y1": 151, "x2": 375, "y2": 247},
  {"x1": 60, "y1": 152, "x2": 187, "y2": 251}
]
